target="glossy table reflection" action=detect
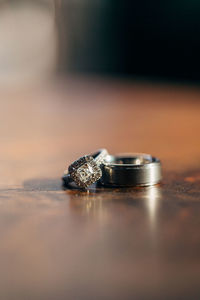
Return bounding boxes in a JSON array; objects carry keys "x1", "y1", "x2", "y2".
[{"x1": 0, "y1": 77, "x2": 200, "y2": 300}]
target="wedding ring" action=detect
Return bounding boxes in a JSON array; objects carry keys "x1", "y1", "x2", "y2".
[
  {"x1": 100, "y1": 153, "x2": 162, "y2": 187},
  {"x1": 62, "y1": 149, "x2": 108, "y2": 188}
]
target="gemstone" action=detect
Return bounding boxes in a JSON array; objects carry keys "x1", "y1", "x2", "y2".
[
  {"x1": 76, "y1": 163, "x2": 95, "y2": 183},
  {"x1": 69, "y1": 156, "x2": 102, "y2": 187}
]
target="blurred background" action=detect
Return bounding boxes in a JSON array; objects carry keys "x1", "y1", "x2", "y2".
[
  {"x1": 1, "y1": 3, "x2": 200, "y2": 299},
  {"x1": 1, "y1": 0, "x2": 200, "y2": 87},
  {"x1": 59, "y1": 0, "x2": 200, "y2": 82}
]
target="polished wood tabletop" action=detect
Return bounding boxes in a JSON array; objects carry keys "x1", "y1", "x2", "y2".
[{"x1": 0, "y1": 77, "x2": 200, "y2": 300}]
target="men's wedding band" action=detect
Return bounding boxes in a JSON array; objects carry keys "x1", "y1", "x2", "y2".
[
  {"x1": 100, "y1": 153, "x2": 162, "y2": 187},
  {"x1": 62, "y1": 148, "x2": 108, "y2": 188}
]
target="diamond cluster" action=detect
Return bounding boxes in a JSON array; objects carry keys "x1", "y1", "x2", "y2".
[{"x1": 68, "y1": 155, "x2": 102, "y2": 188}]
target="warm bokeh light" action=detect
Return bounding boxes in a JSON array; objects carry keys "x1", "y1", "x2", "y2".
[{"x1": 0, "y1": 1, "x2": 57, "y2": 88}]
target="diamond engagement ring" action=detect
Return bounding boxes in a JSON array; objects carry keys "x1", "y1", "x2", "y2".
[{"x1": 62, "y1": 149, "x2": 108, "y2": 188}]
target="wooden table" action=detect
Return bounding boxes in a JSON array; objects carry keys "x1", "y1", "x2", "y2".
[{"x1": 1, "y1": 77, "x2": 200, "y2": 300}]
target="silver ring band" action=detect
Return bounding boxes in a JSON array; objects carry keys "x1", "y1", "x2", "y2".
[{"x1": 100, "y1": 153, "x2": 162, "y2": 187}]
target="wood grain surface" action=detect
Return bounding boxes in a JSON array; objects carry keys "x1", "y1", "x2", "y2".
[{"x1": 0, "y1": 77, "x2": 200, "y2": 300}]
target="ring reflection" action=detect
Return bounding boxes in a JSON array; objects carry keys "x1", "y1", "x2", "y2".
[{"x1": 144, "y1": 185, "x2": 161, "y2": 235}]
